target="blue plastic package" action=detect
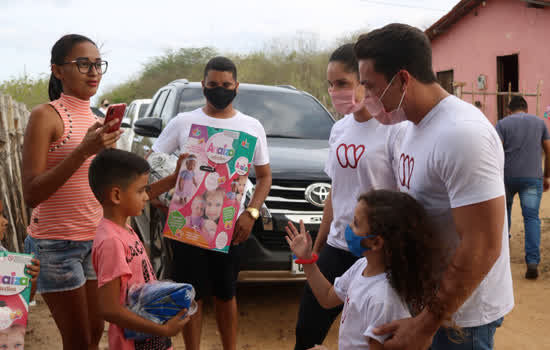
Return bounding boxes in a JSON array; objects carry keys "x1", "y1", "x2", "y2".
[{"x1": 123, "y1": 281, "x2": 197, "y2": 340}]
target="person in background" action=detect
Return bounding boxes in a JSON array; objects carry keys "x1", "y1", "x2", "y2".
[
  {"x1": 293, "y1": 43, "x2": 398, "y2": 350},
  {"x1": 496, "y1": 96, "x2": 550, "y2": 279},
  {"x1": 99, "y1": 98, "x2": 110, "y2": 115}
]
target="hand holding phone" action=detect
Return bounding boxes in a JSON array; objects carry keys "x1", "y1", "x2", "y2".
[{"x1": 104, "y1": 103, "x2": 127, "y2": 133}]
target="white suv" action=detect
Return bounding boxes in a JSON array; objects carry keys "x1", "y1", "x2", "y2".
[{"x1": 119, "y1": 98, "x2": 152, "y2": 151}]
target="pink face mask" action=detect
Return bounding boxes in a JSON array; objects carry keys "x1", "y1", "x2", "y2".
[
  {"x1": 363, "y1": 74, "x2": 407, "y2": 125},
  {"x1": 328, "y1": 88, "x2": 365, "y2": 115}
]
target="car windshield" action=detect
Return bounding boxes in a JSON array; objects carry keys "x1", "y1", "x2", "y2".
[{"x1": 177, "y1": 87, "x2": 333, "y2": 139}]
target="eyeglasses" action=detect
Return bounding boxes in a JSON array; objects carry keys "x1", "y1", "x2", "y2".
[{"x1": 61, "y1": 58, "x2": 108, "y2": 75}]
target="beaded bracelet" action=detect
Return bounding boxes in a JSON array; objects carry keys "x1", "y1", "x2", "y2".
[{"x1": 295, "y1": 253, "x2": 319, "y2": 265}]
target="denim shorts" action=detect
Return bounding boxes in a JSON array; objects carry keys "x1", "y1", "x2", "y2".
[
  {"x1": 24, "y1": 236, "x2": 97, "y2": 294},
  {"x1": 430, "y1": 317, "x2": 504, "y2": 350}
]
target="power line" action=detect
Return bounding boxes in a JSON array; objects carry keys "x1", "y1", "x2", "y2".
[{"x1": 359, "y1": 0, "x2": 449, "y2": 12}]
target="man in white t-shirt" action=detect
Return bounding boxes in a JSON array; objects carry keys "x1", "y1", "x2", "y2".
[
  {"x1": 354, "y1": 24, "x2": 514, "y2": 350},
  {"x1": 152, "y1": 56, "x2": 272, "y2": 350}
]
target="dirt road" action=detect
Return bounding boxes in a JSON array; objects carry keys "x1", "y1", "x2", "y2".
[{"x1": 25, "y1": 195, "x2": 550, "y2": 349}]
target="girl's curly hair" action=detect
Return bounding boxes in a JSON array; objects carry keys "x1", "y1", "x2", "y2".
[{"x1": 359, "y1": 190, "x2": 442, "y2": 315}]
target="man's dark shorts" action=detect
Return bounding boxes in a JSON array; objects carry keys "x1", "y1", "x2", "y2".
[{"x1": 171, "y1": 240, "x2": 244, "y2": 300}]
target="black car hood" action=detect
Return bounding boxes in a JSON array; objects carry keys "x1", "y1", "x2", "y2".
[{"x1": 250, "y1": 138, "x2": 330, "y2": 181}]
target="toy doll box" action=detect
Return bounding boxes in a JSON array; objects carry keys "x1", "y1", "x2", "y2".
[
  {"x1": 163, "y1": 124, "x2": 257, "y2": 253},
  {"x1": 0, "y1": 252, "x2": 33, "y2": 333}
]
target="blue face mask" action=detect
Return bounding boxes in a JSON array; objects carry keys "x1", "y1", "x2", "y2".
[{"x1": 345, "y1": 225, "x2": 376, "y2": 257}]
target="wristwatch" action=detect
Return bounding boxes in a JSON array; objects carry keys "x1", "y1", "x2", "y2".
[{"x1": 245, "y1": 207, "x2": 260, "y2": 220}]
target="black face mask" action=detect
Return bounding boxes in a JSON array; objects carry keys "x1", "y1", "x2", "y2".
[{"x1": 203, "y1": 86, "x2": 237, "y2": 110}]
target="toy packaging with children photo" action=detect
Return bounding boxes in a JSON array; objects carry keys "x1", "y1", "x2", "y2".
[{"x1": 163, "y1": 124, "x2": 257, "y2": 253}]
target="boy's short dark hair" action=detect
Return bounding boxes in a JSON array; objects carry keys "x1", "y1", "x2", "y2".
[
  {"x1": 508, "y1": 96, "x2": 528, "y2": 112},
  {"x1": 89, "y1": 148, "x2": 150, "y2": 203},
  {"x1": 204, "y1": 56, "x2": 237, "y2": 81},
  {"x1": 354, "y1": 23, "x2": 437, "y2": 84}
]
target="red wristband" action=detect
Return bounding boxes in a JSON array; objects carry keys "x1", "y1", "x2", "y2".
[{"x1": 295, "y1": 253, "x2": 318, "y2": 265}]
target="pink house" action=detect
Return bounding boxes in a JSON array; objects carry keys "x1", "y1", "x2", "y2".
[{"x1": 426, "y1": 0, "x2": 550, "y2": 125}]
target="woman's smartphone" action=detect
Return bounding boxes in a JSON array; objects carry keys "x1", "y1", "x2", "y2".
[{"x1": 104, "y1": 103, "x2": 127, "y2": 133}]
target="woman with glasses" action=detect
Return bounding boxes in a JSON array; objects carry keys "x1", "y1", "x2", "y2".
[{"x1": 22, "y1": 34, "x2": 122, "y2": 350}]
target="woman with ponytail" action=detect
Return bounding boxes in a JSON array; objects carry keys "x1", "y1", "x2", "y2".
[
  {"x1": 293, "y1": 44, "x2": 400, "y2": 350},
  {"x1": 22, "y1": 34, "x2": 122, "y2": 349}
]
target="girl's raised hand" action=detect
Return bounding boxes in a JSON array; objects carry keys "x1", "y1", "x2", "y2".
[{"x1": 285, "y1": 220, "x2": 313, "y2": 260}]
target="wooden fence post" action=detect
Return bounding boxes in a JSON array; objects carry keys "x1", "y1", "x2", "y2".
[{"x1": 0, "y1": 93, "x2": 30, "y2": 252}]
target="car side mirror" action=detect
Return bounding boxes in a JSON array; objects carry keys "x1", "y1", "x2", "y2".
[{"x1": 134, "y1": 117, "x2": 162, "y2": 138}]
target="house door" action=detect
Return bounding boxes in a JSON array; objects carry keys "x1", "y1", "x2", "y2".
[
  {"x1": 497, "y1": 54, "x2": 518, "y2": 120},
  {"x1": 437, "y1": 70, "x2": 454, "y2": 95}
]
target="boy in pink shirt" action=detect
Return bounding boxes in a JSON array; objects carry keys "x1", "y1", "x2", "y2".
[{"x1": 89, "y1": 149, "x2": 190, "y2": 350}]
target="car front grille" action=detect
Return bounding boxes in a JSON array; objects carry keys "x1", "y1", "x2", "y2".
[
  {"x1": 263, "y1": 179, "x2": 329, "y2": 213},
  {"x1": 256, "y1": 230, "x2": 319, "y2": 250},
  {"x1": 250, "y1": 179, "x2": 328, "y2": 250}
]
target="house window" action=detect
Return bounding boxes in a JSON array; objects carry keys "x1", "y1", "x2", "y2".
[{"x1": 437, "y1": 70, "x2": 454, "y2": 94}]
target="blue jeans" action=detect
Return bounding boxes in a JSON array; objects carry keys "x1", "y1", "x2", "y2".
[
  {"x1": 430, "y1": 317, "x2": 503, "y2": 350},
  {"x1": 505, "y1": 177, "x2": 543, "y2": 265}
]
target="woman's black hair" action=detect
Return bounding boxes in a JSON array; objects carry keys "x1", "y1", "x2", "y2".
[
  {"x1": 329, "y1": 43, "x2": 359, "y2": 76},
  {"x1": 48, "y1": 34, "x2": 97, "y2": 101}
]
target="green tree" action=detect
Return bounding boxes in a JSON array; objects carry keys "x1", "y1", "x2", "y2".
[
  {"x1": 0, "y1": 74, "x2": 49, "y2": 109},
  {"x1": 98, "y1": 29, "x2": 370, "y2": 114}
]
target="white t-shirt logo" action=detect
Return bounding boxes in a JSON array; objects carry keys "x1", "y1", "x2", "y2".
[
  {"x1": 398, "y1": 153, "x2": 415, "y2": 189},
  {"x1": 336, "y1": 143, "x2": 365, "y2": 169}
]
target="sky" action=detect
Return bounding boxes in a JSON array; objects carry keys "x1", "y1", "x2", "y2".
[{"x1": 1, "y1": 0, "x2": 460, "y2": 104}]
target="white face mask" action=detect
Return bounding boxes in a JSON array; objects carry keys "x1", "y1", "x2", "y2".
[{"x1": 363, "y1": 74, "x2": 407, "y2": 125}]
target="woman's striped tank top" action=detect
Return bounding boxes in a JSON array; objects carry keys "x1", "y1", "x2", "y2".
[{"x1": 27, "y1": 93, "x2": 103, "y2": 241}]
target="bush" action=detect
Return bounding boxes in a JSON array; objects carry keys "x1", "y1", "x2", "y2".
[
  {"x1": 0, "y1": 74, "x2": 49, "y2": 109},
  {"x1": 98, "y1": 31, "x2": 370, "y2": 114}
]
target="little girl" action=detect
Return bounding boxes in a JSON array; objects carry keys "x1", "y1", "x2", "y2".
[
  {"x1": 286, "y1": 190, "x2": 441, "y2": 350},
  {"x1": 176, "y1": 155, "x2": 198, "y2": 205},
  {"x1": 203, "y1": 188, "x2": 225, "y2": 222},
  {"x1": 188, "y1": 197, "x2": 205, "y2": 229},
  {"x1": 201, "y1": 219, "x2": 218, "y2": 245},
  {"x1": 234, "y1": 175, "x2": 247, "y2": 203},
  {"x1": 226, "y1": 181, "x2": 239, "y2": 203}
]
